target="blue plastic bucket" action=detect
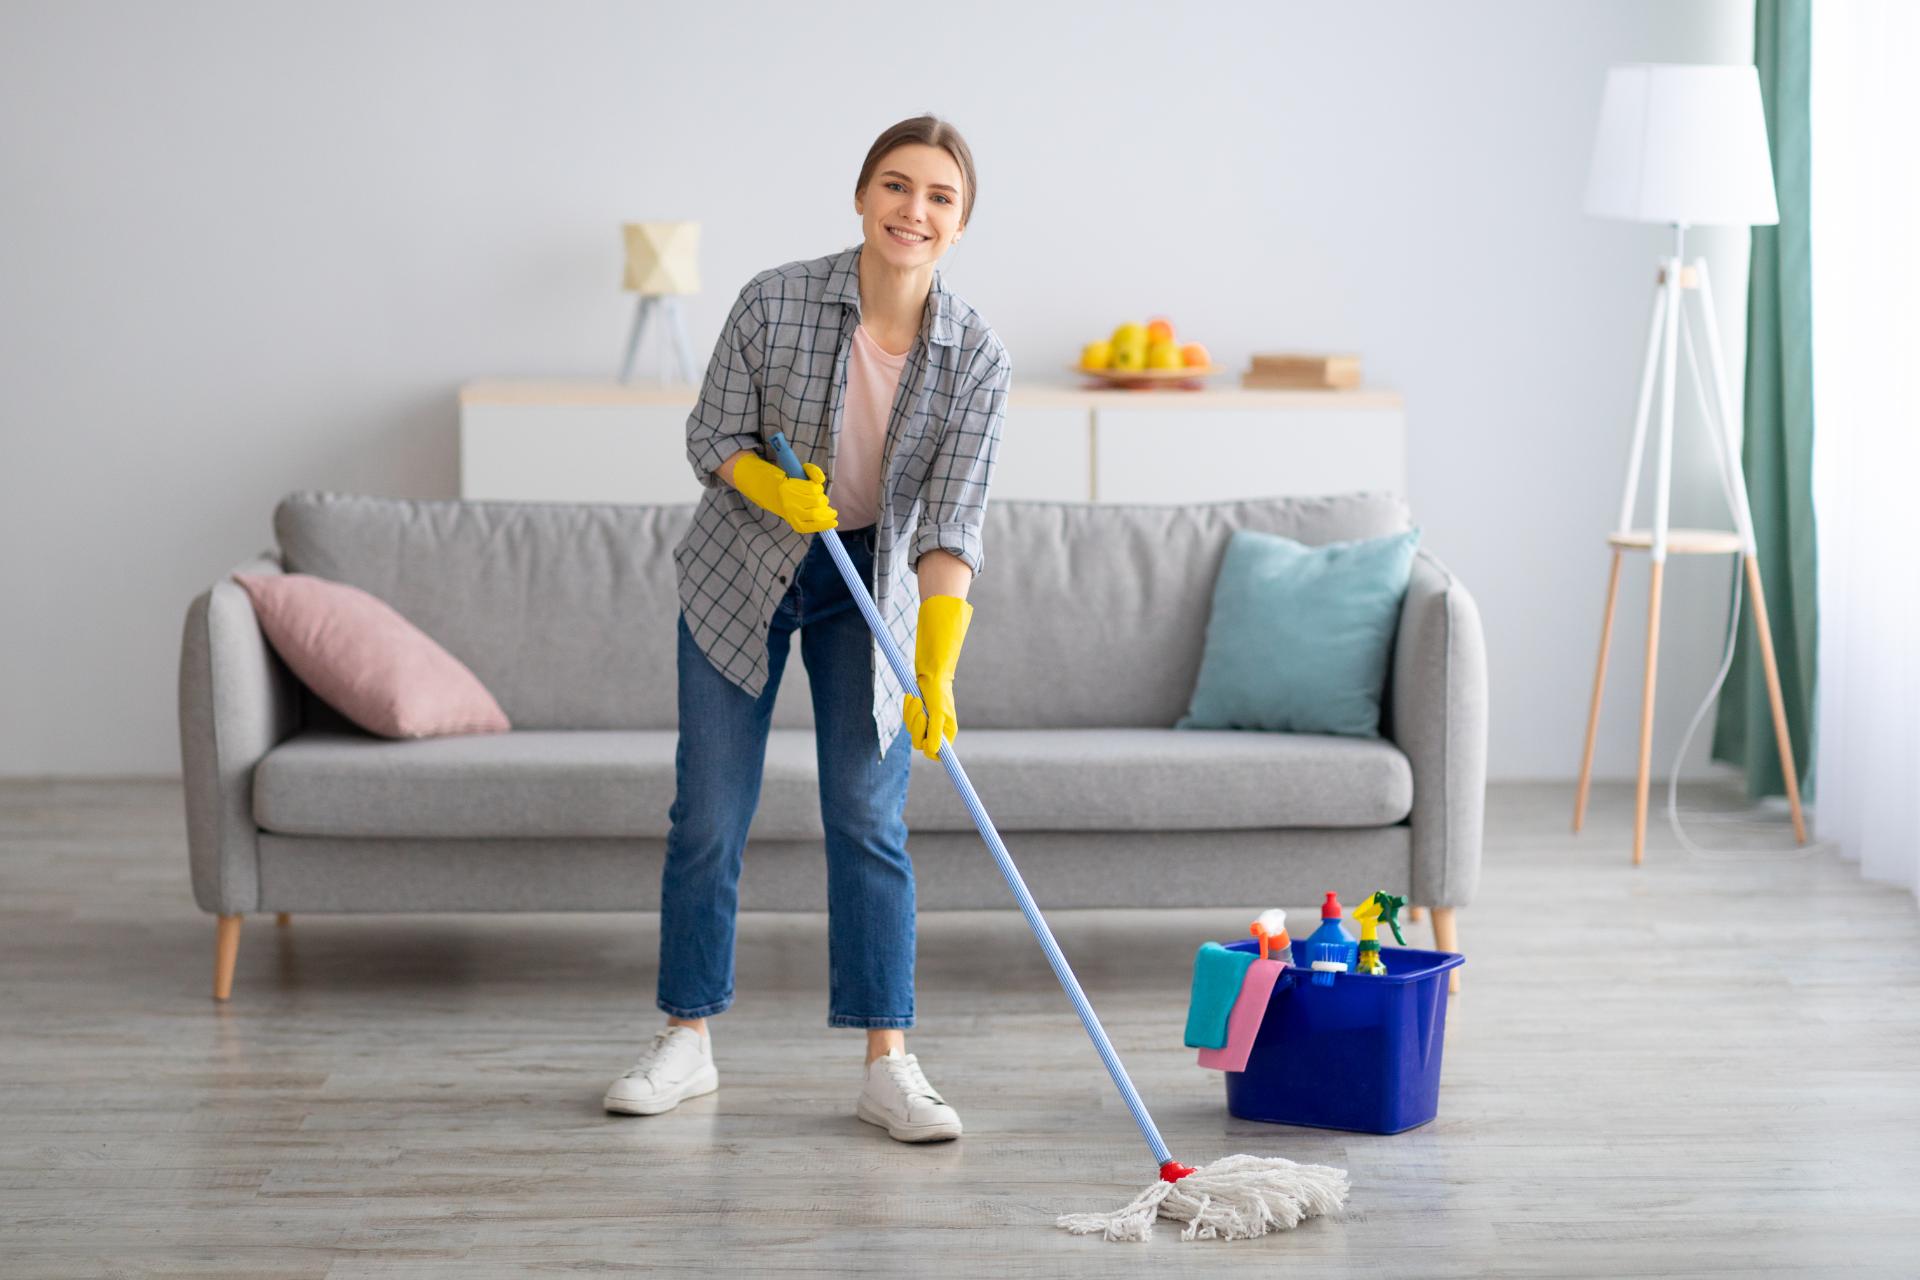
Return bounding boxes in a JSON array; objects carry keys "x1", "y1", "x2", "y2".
[{"x1": 1219, "y1": 937, "x2": 1464, "y2": 1134}]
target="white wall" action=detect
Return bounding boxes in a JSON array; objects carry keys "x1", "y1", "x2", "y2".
[{"x1": 0, "y1": 0, "x2": 1756, "y2": 780}]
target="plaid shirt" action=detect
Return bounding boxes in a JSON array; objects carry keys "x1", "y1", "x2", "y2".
[{"x1": 674, "y1": 242, "x2": 1011, "y2": 759}]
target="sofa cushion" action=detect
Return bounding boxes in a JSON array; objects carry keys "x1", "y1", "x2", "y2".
[
  {"x1": 231, "y1": 571, "x2": 511, "y2": 739},
  {"x1": 252, "y1": 726, "x2": 1412, "y2": 840},
  {"x1": 1177, "y1": 526, "x2": 1421, "y2": 737}
]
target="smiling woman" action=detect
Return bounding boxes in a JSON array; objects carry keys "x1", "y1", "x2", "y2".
[{"x1": 616, "y1": 111, "x2": 1013, "y2": 1146}]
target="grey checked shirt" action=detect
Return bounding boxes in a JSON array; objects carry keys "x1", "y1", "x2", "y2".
[{"x1": 674, "y1": 242, "x2": 1011, "y2": 759}]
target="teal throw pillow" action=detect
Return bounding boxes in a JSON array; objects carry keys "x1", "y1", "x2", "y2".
[{"x1": 1176, "y1": 526, "x2": 1421, "y2": 737}]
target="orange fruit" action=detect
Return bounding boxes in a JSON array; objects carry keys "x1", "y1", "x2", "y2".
[
  {"x1": 1146, "y1": 317, "x2": 1175, "y2": 345},
  {"x1": 1180, "y1": 342, "x2": 1210, "y2": 368}
]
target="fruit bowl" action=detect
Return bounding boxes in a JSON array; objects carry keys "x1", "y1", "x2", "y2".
[{"x1": 1070, "y1": 363, "x2": 1224, "y2": 389}]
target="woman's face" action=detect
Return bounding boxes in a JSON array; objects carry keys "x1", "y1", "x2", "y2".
[{"x1": 855, "y1": 143, "x2": 966, "y2": 266}]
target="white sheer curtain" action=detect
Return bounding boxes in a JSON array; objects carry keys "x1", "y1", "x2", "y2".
[{"x1": 1810, "y1": 1, "x2": 1920, "y2": 895}]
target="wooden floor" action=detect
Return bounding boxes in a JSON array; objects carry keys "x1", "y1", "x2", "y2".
[{"x1": 2, "y1": 777, "x2": 1916, "y2": 1277}]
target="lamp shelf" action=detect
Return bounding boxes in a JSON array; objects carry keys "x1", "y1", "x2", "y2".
[{"x1": 1604, "y1": 528, "x2": 1744, "y2": 555}]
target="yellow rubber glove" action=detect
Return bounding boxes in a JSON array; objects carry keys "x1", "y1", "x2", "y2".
[
  {"x1": 903, "y1": 594, "x2": 974, "y2": 760},
  {"x1": 731, "y1": 452, "x2": 838, "y2": 534}
]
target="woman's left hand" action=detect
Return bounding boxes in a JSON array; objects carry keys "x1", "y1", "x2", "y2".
[
  {"x1": 902, "y1": 595, "x2": 973, "y2": 759},
  {"x1": 902, "y1": 688, "x2": 955, "y2": 760}
]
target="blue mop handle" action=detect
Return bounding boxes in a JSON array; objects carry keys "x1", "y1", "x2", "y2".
[{"x1": 766, "y1": 432, "x2": 1176, "y2": 1172}]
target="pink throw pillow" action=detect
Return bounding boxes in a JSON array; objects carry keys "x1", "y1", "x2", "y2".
[{"x1": 231, "y1": 572, "x2": 511, "y2": 739}]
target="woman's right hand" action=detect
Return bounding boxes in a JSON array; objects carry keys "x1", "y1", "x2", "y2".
[{"x1": 729, "y1": 452, "x2": 839, "y2": 534}]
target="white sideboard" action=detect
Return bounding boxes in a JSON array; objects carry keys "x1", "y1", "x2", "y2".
[{"x1": 457, "y1": 379, "x2": 1405, "y2": 504}]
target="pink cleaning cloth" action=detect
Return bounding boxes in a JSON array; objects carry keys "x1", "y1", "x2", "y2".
[{"x1": 1196, "y1": 958, "x2": 1286, "y2": 1072}]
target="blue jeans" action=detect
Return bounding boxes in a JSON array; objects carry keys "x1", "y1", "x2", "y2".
[{"x1": 658, "y1": 524, "x2": 917, "y2": 1029}]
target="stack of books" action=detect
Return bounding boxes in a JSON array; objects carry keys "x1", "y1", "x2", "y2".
[{"x1": 1241, "y1": 353, "x2": 1362, "y2": 390}]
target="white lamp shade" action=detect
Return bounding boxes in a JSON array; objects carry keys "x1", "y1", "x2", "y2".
[{"x1": 1585, "y1": 63, "x2": 1780, "y2": 227}]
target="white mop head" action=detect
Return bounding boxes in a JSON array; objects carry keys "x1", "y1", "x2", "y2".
[{"x1": 1056, "y1": 1153, "x2": 1349, "y2": 1243}]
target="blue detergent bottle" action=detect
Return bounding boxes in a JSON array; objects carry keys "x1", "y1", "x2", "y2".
[{"x1": 1305, "y1": 892, "x2": 1358, "y2": 984}]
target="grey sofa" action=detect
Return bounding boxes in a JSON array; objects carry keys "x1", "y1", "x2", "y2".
[{"x1": 178, "y1": 490, "x2": 1486, "y2": 1000}]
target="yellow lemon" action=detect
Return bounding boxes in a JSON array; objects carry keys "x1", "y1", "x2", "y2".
[
  {"x1": 1080, "y1": 339, "x2": 1113, "y2": 370},
  {"x1": 1146, "y1": 340, "x2": 1183, "y2": 370},
  {"x1": 1111, "y1": 321, "x2": 1147, "y2": 348},
  {"x1": 1110, "y1": 341, "x2": 1147, "y2": 372}
]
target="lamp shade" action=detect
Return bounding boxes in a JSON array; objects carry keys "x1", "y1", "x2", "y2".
[
  {"x1": 622, "y1": 221, "x2": 701, "y2": 294},
  {"x1": 1585, "y1": 63, "x2": 1780, "y2": 227}
]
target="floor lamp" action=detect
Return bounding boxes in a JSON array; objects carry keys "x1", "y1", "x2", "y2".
[
  {"x1": 1573, "y1": 63, "x2": 1809, "y2": 865},
  {"x1": 619, "y1": 221, "x2": 701, "y2": 385}
]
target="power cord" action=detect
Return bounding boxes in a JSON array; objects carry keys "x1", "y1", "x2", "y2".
[{"x1": 1663, "y1": 554, "x2": 1819, "y2": 861}]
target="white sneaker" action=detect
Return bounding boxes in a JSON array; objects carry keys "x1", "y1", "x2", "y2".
[
  {"x1": 603, "y1": 1025, "x2": 718, "y2": 1115},
  {"x1": 856, "y1": 1047, "x2": 962, "y2": 1142}
]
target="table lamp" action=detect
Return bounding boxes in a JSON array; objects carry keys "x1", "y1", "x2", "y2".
[
  {"x1": 1571, "y1": 63, "x2": 1807, "y2": 865},
  {"x1": 619, "y1": 220, "x2": 701, "y2": 384}
]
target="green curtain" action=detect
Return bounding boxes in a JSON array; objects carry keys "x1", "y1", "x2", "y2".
[{"x1": 1711, "y1": 0, "x2": 1817, "y2": 799}]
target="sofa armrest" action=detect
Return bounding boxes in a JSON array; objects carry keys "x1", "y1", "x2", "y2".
[
  {"x1": 1386, "y1": 550, "x2": 1488, "y2": 909},
  {"x1": 177, "y1": 551, "x2": 299, "y2": 914}
]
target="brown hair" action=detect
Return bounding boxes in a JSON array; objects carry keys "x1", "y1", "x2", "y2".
[{"x1": 855, "y1": 115, "x2": 977, "y2": 229}]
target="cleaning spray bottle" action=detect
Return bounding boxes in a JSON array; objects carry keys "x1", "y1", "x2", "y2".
[
  {"x1": 1250, "y1": 909, "x2": 1291, "y2": 964},
  {"x1": 1351, "y1": 891, "x2": 1408, "y2": 976},
  {"x1": 1305, "y1": 892, "x2": 1358, "y2": 985}
]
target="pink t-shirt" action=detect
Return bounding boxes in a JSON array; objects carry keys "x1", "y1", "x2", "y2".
[{"x1": 831, "y1": 322, "x2": 910, "y2": 530}]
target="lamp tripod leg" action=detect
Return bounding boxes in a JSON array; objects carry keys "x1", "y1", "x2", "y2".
[
  {"x1": 1634, "y1": 559, "x2": 1666, "y2": 867},
  {"x1": 1634, "y1": 239, "x2": 1685, "y2": 866},
  {"x1": 1583, "y1": 269, "x2": 1670, "y2": 842},
  {"x1": 1574, "y1": 548, "x2": 1624, "y2": 833},
  {"x1": 1691, "y1": 258, "x2": 1809, "y2": 843},
  {"x1": 1742, "y1": 554, "x2": 1810, "y2": 842},
  {"x1": 619, "y1": 297, "x2": 653, "y2": 384},
  {"x1": 667, "y1": 297, "x2": 697, "y2": 385}
]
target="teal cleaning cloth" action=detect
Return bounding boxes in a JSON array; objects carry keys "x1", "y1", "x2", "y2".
[{"x1": 1183, "y1": 941, "x2": 1257, "y2": 1049}]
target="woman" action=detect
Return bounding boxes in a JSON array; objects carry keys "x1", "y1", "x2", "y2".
[{"x1": 603, "y1": 116, "x2": 1011, "y2": 1143}]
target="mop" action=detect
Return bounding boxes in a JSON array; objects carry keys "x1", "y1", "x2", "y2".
[{"x1": 767, "y1": 434, "x2": 1350, "y2": 1243}]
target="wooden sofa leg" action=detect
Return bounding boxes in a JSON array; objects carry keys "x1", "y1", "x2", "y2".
[
  {"x1": 275, "y1": 913, "x2": 291, "y2": 926},
  {"x1": 1431, "y1": 906, "x2": 1461, "y2": 995},
  {"x1": 214, "y1": 914, "x2": 242, "y2": 1001}
]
